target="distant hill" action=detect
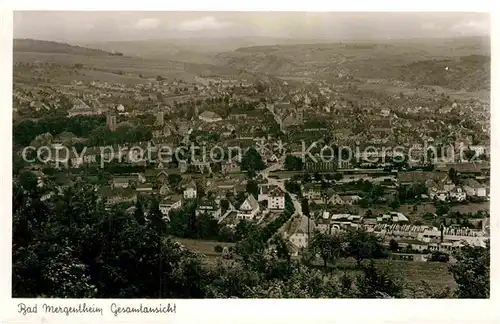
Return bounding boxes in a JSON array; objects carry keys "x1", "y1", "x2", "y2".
[
  {"x1": 216, "y1": 37, "x2": 490, "y2": 91},
  {"x1": 83, "y1": 37, "x2": 330, "y2": 63},
  {"x1": 14, "y1": 39, "x2": 122, "y2": 56}
]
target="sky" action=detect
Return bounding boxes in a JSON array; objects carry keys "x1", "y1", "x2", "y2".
[{"x1": 13, "y1": 12, "x2": 490, "y2": 42}]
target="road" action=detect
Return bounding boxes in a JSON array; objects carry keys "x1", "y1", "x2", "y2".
[
  {"x1": 259, "y1": 160, "x2": 302, "y2": 217},
  {"x1": 260, "y1": 161, "x2": 305, "y2": 245}
]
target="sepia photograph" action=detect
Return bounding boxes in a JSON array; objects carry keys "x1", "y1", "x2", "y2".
[{"x1": 10, "y1": 10, "x2": 491, "y2": 302}]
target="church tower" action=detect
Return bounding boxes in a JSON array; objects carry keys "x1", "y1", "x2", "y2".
[
  {"x1": 106, "y1": 114, "x2": 117, "y2": 131},
  {"x1": 156, "y1": 111, "x2": 165, "y2": 126}
]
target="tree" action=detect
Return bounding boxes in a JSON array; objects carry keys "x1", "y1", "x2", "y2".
[
  {"x1": 284, "y1": 155, "x2": 303, "y2": 171},
  {"x1": 449, "y1": 242, "x2": 490, "y2": 298},
  {"x1": 218, "y1": 225, "x2": 235, "y2": 243},
  {"x1": 147, "y1": 198, "x2": 167, "y2": 235},
  {"x1": 345, "y1": 228, "x2": 386, "y2": 267},
  {"x1": 356, "y1": 261, "x2": 403, "y2": 298},
  {"x1": 12, "y1": 183, "x2": 210, "y2": 298},
  {"x1": 284, "y1": 180, "x2": 301, "y2": 196},
  {"x1": 303, "y1": 173, "x2": 311, "y2": 183},
  {"x1": 389, "y1": 239, "x2": 399, "y2": 252},
  {"x1": 369, "y1": 184, "x2": 384, "y2": 199},
  {"x1": 168, "y1": 174, "x2": 182, "y2": 190},
  {"x1": 301, "y1": 198, "x2": 310, "y2": 217},
  {"x1": 429, "y1": 251, "x2": 449, "y2": 263},
  {"x1": 18, "y1": 170, "x2": 38, "y2": 192},
  {"x1": 448, "y1": 168, "x2": 459, "y2": 185},
  {"x1": 435, "y1": 202, "x2": 450, "y2": 217},
  {"x1": 359, "y1": 198, "x2": 372, "y2": 209},
  {"x1": 308, "y1": 232, "x2": 345, "y2": 272},
  {"x1": 133, "y1": 198, "x2": 145, "y2": 225},
  {"x1": 220, "y1": 199, "x2": 230, "y2": 211},
  {"x1": 246, "y1": 179, "x2": 259, "y2": 198},
  {"x1": 389, "y1": 198, "x2": 400, "y2": 209},
  {"x1": 240, "y1": 148, "x2": 265, "y2": 177},
  {"x1": 333, "y1": 173, "x2": 343, "y2": 181}
]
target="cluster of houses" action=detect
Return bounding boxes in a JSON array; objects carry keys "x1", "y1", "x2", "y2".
[
  {"x1": 109, "y1": 172, "x2": 289, "y2": 226},
  {"x1": 398, "y1": 168, "x2": 489, "y2": 202},
  {"x1": 280, "y1": 209, "x2": 489, "y2": 257}
]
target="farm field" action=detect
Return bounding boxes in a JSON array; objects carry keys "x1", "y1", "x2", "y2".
[
  {"x1": 309, "y1": 257, "x2": 457, "y2": 292},
  {"x1": 13, "y1": 51, "x2": 257, "y2": 83},
  {"x1": 358, "y1": 81, "x2": 489, "y2": 101},
  {"x1": 175, "y1": 237, "x2": 456, "y2": 292},
  {"x1": 174, "y1": 238, "x2": 235, "y2": 259}
]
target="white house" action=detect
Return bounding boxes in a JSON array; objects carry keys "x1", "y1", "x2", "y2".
[
  {"x1": 196, "y1": 199, "x2": 222, "y2": 220},
  {"x1": 258, "y1": 185, "x2": 285, "y2": 210},
  {"x1": 449, "y1": 187, "x2": 467, "y2": 201},
  {"x1": 237, "y1": 195, "x2": 260, "y2": 220},
  {"x1": 462, "y1": 179, "x2": 487, "y2": 197},
  {"x1": 183, "y1": 182, "x2": 197, "y2": 199},
  {"x1": 159, "y1": 195, "x2": 183, "y2": 218},
  {"x1": 377, "y1": 212, "x2": 409, "y2": 224}
]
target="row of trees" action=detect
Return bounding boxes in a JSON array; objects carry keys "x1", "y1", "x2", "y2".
[
  {"x1": 14, "y1": 115, "x2": 105, "y2": 147},
  {"x1": 87, "y1": 124, "x2": 152, "y2": 147},
  {"x1": 307, "y1": 229, "x2": 387, "y2": 272}
]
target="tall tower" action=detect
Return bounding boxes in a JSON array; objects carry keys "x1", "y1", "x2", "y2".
[
  {"x1": 194, "y1": 104, "x2": 199, "y2": 118},
  {"x1": 107, "y1": 114, "x2": 117, "y2": 131},
  {"x1": 156, "y1": 111, "x2": 165, "y2": 126},
  {"x1": 296, "y1": 109, "x2": 304, "y2": 124}
]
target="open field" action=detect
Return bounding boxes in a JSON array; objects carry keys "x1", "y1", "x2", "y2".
[
  {"x1": 339, "y1": 258, "x2": 457, "y2": 292},
  {"x1": 13, "y1": 51, "x2": 258, "y2": 83},
  {"x1": 174, "y1": 237, "x2": 456, "y2": 292},
  {"x1": 174, "y1": 237, "x2": 235, "y2": 258},
  {"x1": 178, "y1": 238, "x2": 457, "y2": 292},
  {"x1": 358, "y1": 81, "x2": 489, "y2": 102}
]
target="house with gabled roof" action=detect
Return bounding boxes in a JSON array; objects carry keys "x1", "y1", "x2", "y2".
[
  {"x1": 159, "y1": 195, "x2": 183, "y2": 218},
  {"x1": 183, "y1": 180, "x2": 197, "y2": 199},
  {"x1": 196, "y1": 197, "x2": 222, "y2": 219},
  {"x1": 156, "y1": 170, "x2": 169, "y2": 183},
  {"x1": 328, "y1": 193, "x2": 345, "y2": 206},
  {"x1": 285, "y1": 214, "x2": 316, "y2": 250},
  {"x1": 237, "y1": 194, "x2": 260, "y2": 220},
  {"x1": 462, "y1": 178, "x2": 487, "y2": 197}
]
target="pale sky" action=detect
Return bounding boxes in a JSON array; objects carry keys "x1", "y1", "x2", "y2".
[{"x1": 13, "y1": 12, "x2": 490, "y2": 42}]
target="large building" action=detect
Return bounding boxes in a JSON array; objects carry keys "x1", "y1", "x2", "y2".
[
  {"x1": 199, "y1": 111, "x2": 222, "y2": 123},
  {"x1": 67, "y1": 99, "x2": 102, "y2": 117}
]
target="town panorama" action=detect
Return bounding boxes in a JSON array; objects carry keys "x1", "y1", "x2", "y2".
[{"x1": 12, "y1": 12, "x2": 490, "y2": 299}]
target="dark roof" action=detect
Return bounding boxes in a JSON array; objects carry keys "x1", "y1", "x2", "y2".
[
  {"x1": 398, "y1": 171, "x2": 446, "y2": 184},
  {"x1": 436, "y1": 162, "x2": 489, "y2": 173}
]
